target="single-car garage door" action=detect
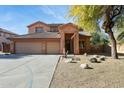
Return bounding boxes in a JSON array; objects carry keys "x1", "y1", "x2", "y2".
[
  {"x1": 47, "y1": 42, "x2": 60, "y2": 54},
  {"x1": 15, "y1": 42, "x2": 45, "y2": 54}
]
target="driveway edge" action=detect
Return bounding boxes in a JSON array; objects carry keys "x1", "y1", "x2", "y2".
[{"x1": 48, "y1": 56, "x2": 62, "y2": 88}]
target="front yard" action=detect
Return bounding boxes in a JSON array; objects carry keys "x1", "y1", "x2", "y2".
[{"x1": 50, "y1": 54, "x2": 124, "y2": 88}]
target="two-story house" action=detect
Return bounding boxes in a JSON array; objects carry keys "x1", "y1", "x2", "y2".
[
  {"x1": 11, "y1": 21, "x2": 91, "y2": 54},
  {"x1": 0, "y1": 28, "x2": 17, "y2": 52}
]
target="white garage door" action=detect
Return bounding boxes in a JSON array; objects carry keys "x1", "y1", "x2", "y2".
[
  {"x1": 47, "y1": 42, "x2": 60, "y2": 54},
  {"x1": 15, "y1": 42, "x2": 44, "y2": 54}
]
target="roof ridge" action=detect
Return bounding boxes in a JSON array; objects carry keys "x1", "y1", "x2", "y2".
[
  {"x1": 27, "y1": 21, "x2": 49, "y2": 27},
  {"x1": 13, "y1": 31, "x2": 60, "y2": 38},
  {"x1": 0, "y1": 27, "x2": 17, "y2": 35}
]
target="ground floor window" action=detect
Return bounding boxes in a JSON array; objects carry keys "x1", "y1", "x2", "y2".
[{"x1": 79, "y1": 41, "x2": 85, "y2": 49}]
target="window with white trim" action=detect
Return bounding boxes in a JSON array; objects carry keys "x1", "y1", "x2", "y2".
[{"x1": 35, "y1": 28, "x2": 44, "y2": 32}]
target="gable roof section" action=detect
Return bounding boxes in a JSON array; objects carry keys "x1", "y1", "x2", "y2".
[
  {"x1": 27, "y1": 21, "x2": 49, "y2": 27},
  {"x1": 59, "y1": 23, "x2": 78, "y2": 30},
  {"x1": 12, "y1": 32, "x2": 61, "y2": 39},
  {"x1": 0, "y1": 28, "x2": 17, "y2": 35},
  {"x1": 27, "y1": 21, "x2": 64, "y2": 28}
]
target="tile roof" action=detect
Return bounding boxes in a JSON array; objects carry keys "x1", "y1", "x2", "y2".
[
  {"x1": 0, "y1": 28, "x2": 17, "y2": 35},
  {"x1": 12, "y1": 32, "x2": 61, "y2": 39},
  {"x1": 27, "y1": 21, "x2": 49, "y2": 27},
  {"x1": 48, "y1": 23, "x2": 64, "y2": 27},
  {"x1": 27, "y1": 21, "x2": 64, "y2": 28},
  {"x1": 79, "y1": 31, "x2": 91, "y2": 36}
]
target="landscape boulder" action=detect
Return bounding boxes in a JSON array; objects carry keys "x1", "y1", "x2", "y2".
[
  {"x1": 93, "y1": 55, "x2": 99, "y2": 58},
  {"x1": 64, "y1": 58, "x2": 72, "y2": 63},
  {"x1": 68, "y1": 56, "x2": 80, "y2": 63},
  {"x1": 72, "y1": 56, "x2": 80, "y2": 61},
  {"x1": 80, "y1": 64, "x2": 89, "y2": 69},
  {"x1": 84, "y1": 53, "x2": 87, "y2": 56},
  {"x1": 89, "y1": 57, "x2": 97, "y2": 63},
  {"x1": 100, "y1": 56, "x2": 105, "y2": 61}
]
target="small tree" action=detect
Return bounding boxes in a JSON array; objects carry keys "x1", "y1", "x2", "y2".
[
  {"x1": 68, "y1": 5, "x2": 124, "y2": 59},
  {"x1": 90, "y1": 32, "x2": 109, "y2": 45}
]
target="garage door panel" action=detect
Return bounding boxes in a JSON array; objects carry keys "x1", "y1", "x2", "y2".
[
  {"x1": 47, "y1": 42, "x2": 60, "y2": 54},
  {"x1": 15, "y1": 42, "x2": 44, "y2": 54},
  {"x1": 15, "y1": 41, "x2": 60, "y2": 54}
]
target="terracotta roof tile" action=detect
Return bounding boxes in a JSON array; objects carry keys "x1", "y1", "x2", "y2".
[
  {"x1": 0, "y1": 28, "x2": 17, "y2": 35},
  {"x1": 27, "y1": 21, "x2": 49, "y2": 27},
  {"x1": 13, "y1": 32, "x2": 61, "y2": 39},
  {"x1": 79, "y1": 31, "x2": 91, "y2": 36}
]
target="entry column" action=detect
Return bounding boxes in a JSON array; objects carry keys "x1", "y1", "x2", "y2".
[
  {"x1": 60, "y1": 31, "x2": 65, "y2": 54},
  {"x1": 74, "y1": 31, "x2": 79, "y2": 54}
]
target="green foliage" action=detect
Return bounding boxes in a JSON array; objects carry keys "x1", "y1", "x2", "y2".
[
  {"x1": 68, "y1": 5, "x2": 124, "y2": 32},
  {"x1": 68, "y1": 5, "x2": 124, "y2": 59},
  {"x1": 117, "y1": 31, "x2": 124, "y2": 44},
  {"x1": 68, "y1": 5, "x2": 106, "y2": 31},
  {"x1": 90, "y1": 32, "x2": 109, "y2": 45},
  {"x1": 113, "y1": 27, "x2": 124, "y2": 44},
  {"x1": 114, "y1": 8, "x2": 124, "y2": 29}
]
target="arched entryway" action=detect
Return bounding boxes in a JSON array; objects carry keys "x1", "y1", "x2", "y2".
[
  {"x1": 65, "y1": 33, "x2": 74, "y2": 54},
  {"x1": 59, "y1": 23, "x2": 79, "y2": 54}
]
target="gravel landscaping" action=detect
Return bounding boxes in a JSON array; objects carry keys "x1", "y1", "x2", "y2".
[{"x1": 50, "y1": 55, "x2": 124, "y2": 88}]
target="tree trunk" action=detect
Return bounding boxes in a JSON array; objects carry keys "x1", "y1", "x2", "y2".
[{"x1": 107, "y1": 31, "x2": 118, "y2": 59}]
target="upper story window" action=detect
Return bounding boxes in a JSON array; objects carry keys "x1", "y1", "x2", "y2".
[
  {"x1": 50, "y1": 26, "x2": 58, "y2": 32},
  {"x1": 35, "y1": 27, "x2": 44, "y2": 33}
]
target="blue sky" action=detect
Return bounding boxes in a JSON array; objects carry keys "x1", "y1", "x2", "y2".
[{"x1": 0, "y1": 5, "x2": 71, "y2": 35}]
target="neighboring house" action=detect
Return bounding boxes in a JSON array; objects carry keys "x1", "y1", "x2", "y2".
[
  {"x1": 117, "y1": 44, "x2": 124, "y2": 53},
  {"x1": 11, "y1": 21, "x2": 91, "y2": 54},
  {"x1": 0, "y1": 28, "x2": 17, "y2": 52}
]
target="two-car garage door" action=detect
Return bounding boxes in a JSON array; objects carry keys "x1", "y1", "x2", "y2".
[
  {"x1": 15, "y1": 42, "x2": 60, "y2": 54},
  {"x1": 47, "y1": 42, "x2": 60, "y2": 54}
]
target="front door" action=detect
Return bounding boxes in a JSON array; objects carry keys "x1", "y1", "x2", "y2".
[{"x1": 65, "y1": 34, "x2": 74, "y2": 54}]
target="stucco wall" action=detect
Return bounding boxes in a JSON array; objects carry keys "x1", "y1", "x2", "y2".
[
  {"x1": 59, "y1": 23, "x2": 79, "y2": 54},
  {"x1": 117, "y1": 44, "x2": 124, "y2": 53},
  {"x1": 28, "y1": 23, "x2": 50, "y2": 33}
]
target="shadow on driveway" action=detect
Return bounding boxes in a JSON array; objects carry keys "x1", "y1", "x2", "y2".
[{"x1": 0, "y1": 54, "x2": 32, "y2": 59}]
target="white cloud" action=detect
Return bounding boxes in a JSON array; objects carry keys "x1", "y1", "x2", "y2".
[{"x1": 39, "y1": 6, "x2": 66, "y2": 22}]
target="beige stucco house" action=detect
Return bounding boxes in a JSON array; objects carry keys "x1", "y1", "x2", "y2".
[
  {"x1": 0, "y1": 28, "x2": 17, "y2": 52},
  {"x1": 11, "y1": 21, "x2": 91, "y2": 54}
]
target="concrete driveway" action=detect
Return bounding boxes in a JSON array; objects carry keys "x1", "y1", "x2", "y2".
[{"x1": 0, "y1": 54, "x2": 60, "y2": 88}]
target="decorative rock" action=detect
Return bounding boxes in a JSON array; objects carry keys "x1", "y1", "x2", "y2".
[
  {"x1": 89, "y1": 57, "x2": 97, "y2": 63},
  {"x1": 64, "y1": 58, "x2": 72, "y2": 63},
  {"x1": 80, "y1": 64, "x2": 89, "y2": 69},
  {"x1": 72, "y1": 56, "x2": 80, "y2": 61},
  {"x1": 93, "y1": 55, "x2": 99, "y2": 58},
  {"x1": 84, "y1": 53, "x2": 87, "y2": 56},
  {"x1": 70, "y1": 60, "x2": 78, "y2": 63},
  {"x1": 70, "y1": 56, "x2": 80, "y2": 63},
  {"x1": 100, "y1": 56, "x2": 105, "y2": 61},
  {"x1": 97, "y1": 58, "x2": 101, "y2": 62},
  {"x1": 70, "y1": 58, "x2": 79, "y2": 63}
]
